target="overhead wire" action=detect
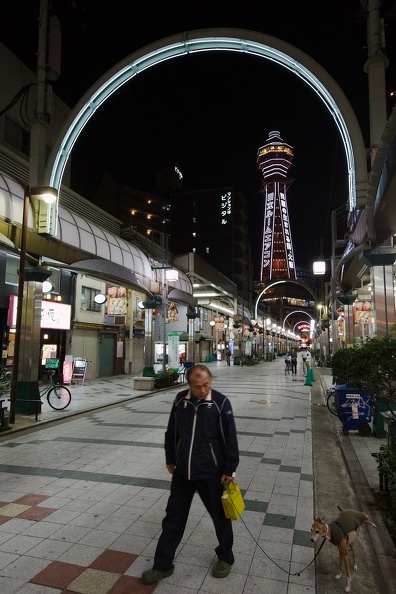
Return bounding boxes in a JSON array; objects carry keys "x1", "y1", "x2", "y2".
[{"x1": 0, "y1": 84, "x2": 34, "y2": 128}]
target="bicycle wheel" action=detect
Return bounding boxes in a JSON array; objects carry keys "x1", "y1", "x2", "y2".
[
  {"x1": 0, "y1": 373, "x2": 12, "y2": 392},
  {"x1": 326, "y1": 389, "x2": 339, "y2": 417},
  {"x1": 47, "y1": 385, "x2": 71, "y2": 410}
]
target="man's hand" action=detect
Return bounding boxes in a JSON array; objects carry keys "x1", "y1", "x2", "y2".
[
  {"x1": 166, "y1": 464, "x2": 175, "y2": 474},
  {"x1": 220, "y1": 474, "x2": 234, "y2": 485}
]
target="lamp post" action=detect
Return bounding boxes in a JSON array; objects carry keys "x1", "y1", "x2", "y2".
[
  {"x1": 330, "y1": 210, "x2": 340, "y2": 355},
  {"x1": 163, "y1": 268, "x2": 179, "y2": 372},
  {"x1": 150, "y1": 267, "x2": 179, "y2": 373},
  {"x1": 9, "y1": 186, "x2": 57, "y2": 424}
]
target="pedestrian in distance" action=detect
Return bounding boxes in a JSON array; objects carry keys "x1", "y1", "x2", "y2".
[
  {"x1": 225, "y1": 347, "x2": 231, "y2": 366},
  {"x1": 142, "y1": 364, "x2": 240, "y2": 585},
  {"x1": 284, "y1": 354, "x2": 291, "y2": 374},
  {"x1": 290, "y1": 348, "x2": 298, "y2": 374},
  {"x1": 302, "y1": 349, "x2": 311, "y2": 375}
]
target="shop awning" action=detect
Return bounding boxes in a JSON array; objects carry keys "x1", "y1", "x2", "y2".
[
  {"x1": 168, "y1": 288, "x2": 196, "y2": 307},
  {"x1": 179, "y1": 332, "x2": 213, "y2": 342},
  {"x1": 61, "y1": 259, "x2": 151, "y2": 293}
]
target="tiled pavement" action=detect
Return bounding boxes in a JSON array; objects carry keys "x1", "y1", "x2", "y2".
[{"x1": 0, "y1": 360, "x2": 394, "y2": 593}]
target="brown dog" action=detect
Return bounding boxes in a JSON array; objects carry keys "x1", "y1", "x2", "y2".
[{"x1": 310, "y1": 508, "x2": 376, "y2": 592}]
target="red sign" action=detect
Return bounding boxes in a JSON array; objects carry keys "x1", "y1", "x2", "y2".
[{"x1": 62, "y1": 361, "x2": 73, "y2": 384}]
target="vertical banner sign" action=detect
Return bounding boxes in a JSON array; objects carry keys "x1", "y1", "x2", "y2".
[
  {"x1": 168, "y1": 333, "x2": 180, "y2": 369},
  {"x1": 263, "y1": 191, "x2": 274, "y2": 272},
  {"x1": 63, "y1": 355, "x2": 73, "y2": 384},
  {"x1": 63, "y1": 361, "x2": 73, "y2": 384},
  {"x1": 280, "y1": 192, "x2": 295, "y2": 272},
  {"x1": 220, "y1": 191, "x2": 232, "y2": 225}
]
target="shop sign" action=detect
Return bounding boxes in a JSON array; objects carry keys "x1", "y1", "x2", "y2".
[
  {"x1": 133, "y1": 326, "x2": 145, "y2": 337},
  {"x1": 74, "y1": 322, "x2": 103, "y2": 330},
  {"x1": 168, "y1": 332, "x2": 180, "y2": 369},
  {"x1": 8, "y1": 296, "x2": 71, "y2": 330},
  {"x1": 41, "y1": 302, "x2": 71, "y2": 329}
]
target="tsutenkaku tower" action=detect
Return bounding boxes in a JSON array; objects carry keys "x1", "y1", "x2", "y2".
[{"x1": 257, "y1": 131, "x2": 296, "y2": 282}]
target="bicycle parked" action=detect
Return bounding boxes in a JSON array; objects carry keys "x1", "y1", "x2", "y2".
[
  {"x1": 40, "y1": 369, "x2": 71, "y2": 410},
  {"x1": 326, "y1": 387, "x2": 340, "y2": 418},
  {"x1": 0, "y1": 368, "x2": 12, "y2": 394}
]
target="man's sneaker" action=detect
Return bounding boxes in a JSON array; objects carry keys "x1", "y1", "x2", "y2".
[
  {"x1": 212, "y1": 559, "x2": 232, "y2": 578},
  {"x1": 142, "y1": 565, "x2": 174, "y2": 584}
]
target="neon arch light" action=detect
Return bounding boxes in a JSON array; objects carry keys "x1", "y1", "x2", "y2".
[
  {"x1": 46, "y1": 29, "x2": 366, "y2": 210},
  {"x1": 283, "y1": 310, "x2": 314, "y2": 330},
  {"x1": 293, "y1": 320, "x2": 312, "y2": 333},
  {"x1": 254, "y1": 278, "x2": 318, "y2": 319}
]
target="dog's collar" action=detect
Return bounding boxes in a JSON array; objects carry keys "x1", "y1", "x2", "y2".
[{"x1": 323, "y1": 523, "x2": 331, "y2": 540}]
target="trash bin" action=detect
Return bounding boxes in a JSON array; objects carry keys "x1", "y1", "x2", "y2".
[{"x1": 335, "y1": 385, "x2": 372, "y2": 436}]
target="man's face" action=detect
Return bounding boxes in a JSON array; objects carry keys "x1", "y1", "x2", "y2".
[{"x1": 189, "y1": 370, "x2": 212, "y2": 400}]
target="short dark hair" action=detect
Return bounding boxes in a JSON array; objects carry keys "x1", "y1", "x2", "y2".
[{"x1": 186, "y1": 364, "x2": 212, "y2": 383}]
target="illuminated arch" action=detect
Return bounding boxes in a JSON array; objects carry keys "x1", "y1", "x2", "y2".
[
  {"x1": 45, "y1": 28, "x2": 367, "y2": 210},
  {"x1": 283, "y1": 310, "x2": 314, "y2": 330},
  {"x1": 254, "y1": 278, "x2": 319, "y2": 319},
  {"x1": 293, "y1": 320, "x2": 312, "y2": 333}
]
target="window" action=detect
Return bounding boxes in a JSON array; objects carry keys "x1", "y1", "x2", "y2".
[{"x1": 81, "y1": 287, "x2": 102, "y2": 312}]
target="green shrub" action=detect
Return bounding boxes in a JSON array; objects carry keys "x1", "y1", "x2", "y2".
[{"x1": 331, "y1": 335, "x2": 396, "y2": 418}]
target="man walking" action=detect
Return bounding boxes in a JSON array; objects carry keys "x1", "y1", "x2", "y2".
[{"x1": 142, "y1": 364, "x2": 240, "y2": 585}]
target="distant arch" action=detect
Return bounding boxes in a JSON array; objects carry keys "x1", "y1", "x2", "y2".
[
  {"x1": 293, "y1": 320, "x2": 312, "y2": 334},
  {"x1": 283, "y1": 310, "x2": 314, "y2": 329},
  {"x1": 45, "y1": 28, "x2": 367, "y2": 211}
]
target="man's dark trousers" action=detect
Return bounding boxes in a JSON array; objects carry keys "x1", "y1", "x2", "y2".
[{"x1": 153, "y1": 472, "x2": 234, "y2": 570}]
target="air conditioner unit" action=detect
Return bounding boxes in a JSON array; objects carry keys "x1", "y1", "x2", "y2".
[{"x1": 104, "y1": 315, "x2": 126, "y2": 325}]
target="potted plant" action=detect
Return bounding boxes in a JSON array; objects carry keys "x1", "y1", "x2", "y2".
[{"x1": 154, "y1": 369, "x2": 179, "y2": 389}]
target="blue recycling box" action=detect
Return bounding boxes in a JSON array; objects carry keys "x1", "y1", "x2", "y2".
[{"x1": 335, "y1": 385, "x2": 372, "y2": 436}]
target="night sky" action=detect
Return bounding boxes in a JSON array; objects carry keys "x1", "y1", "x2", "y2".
[{"x1": 2, "y1": 0, "x2": 396, "y2": 274}]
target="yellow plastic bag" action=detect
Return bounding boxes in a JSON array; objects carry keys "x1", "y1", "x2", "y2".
[{"x1": 221, "y1": 482, "x2": 245, "y2": 520}]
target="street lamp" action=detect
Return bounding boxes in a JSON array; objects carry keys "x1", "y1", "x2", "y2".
[{"x1": 9, "y1": 186, "x2": 57, "y2": 424}]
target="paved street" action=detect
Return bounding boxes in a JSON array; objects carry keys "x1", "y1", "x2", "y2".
[{"x1": 0, "y1": 359, "x2": 395, "y2": 593}]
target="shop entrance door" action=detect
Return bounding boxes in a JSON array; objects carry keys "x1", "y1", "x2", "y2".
[{"x1": 99, "y1": 333, "x2": 115, "y2": 377}]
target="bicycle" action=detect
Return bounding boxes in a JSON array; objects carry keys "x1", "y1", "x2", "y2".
[
  {"x1": 40, "y1": 369, "x2": 71, "y2": 410},
  {"x1": 0, "y1": 368, "x2": 12, "y2": 394},
  {"x1": 326, "y1": 387, "x2": 340, "y2": 418}
]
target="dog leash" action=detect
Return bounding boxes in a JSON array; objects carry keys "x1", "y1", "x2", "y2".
[{"x1": 228, "y1": 491, "x2": 327, "y2": 576}]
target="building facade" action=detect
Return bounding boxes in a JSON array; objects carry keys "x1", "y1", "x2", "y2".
[{"x1": 169, "y1": 187, "x2": 251, "y2": 309}]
